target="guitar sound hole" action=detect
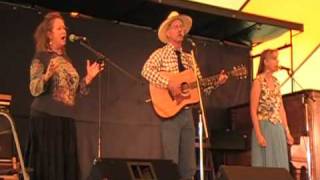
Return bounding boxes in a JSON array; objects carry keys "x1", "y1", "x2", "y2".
[{"x1": 180, "y1": 82, "x2": 190, "y2": 95}]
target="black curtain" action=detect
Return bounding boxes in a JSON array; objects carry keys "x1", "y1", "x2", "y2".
[{"x1": 0, "y1": 3, "x2": 251, "y2": 179}]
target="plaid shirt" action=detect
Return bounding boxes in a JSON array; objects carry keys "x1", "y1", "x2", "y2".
[{"x1": 141, "y1": 44, "x2": 203, "y2": 88}]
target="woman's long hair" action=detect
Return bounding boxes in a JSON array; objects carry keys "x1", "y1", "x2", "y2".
[
  {"x1": 34, "y1": 12, "x2": 64, "y2": 53},
  {"x1": 257, "y1": 49, "x2": 278, "y2": 76}
]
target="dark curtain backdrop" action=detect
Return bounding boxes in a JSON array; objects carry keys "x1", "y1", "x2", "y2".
[{"x1": 0, "y1": 4, "x2": 251, "y2": 179}]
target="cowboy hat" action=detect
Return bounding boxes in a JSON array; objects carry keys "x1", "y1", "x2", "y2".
[{"x1": 158, "y1": 11, "x2": 192, "y2": 44}]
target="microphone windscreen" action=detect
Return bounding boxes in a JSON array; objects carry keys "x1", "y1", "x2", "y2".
[{"x1": 69, "y1": 34, "x2": 76, "y2": 42}]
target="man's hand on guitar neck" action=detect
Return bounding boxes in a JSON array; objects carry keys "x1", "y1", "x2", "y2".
[
  {"x1": 203, "y1": 70, "x2": 229, "y2": 95},
  {"x1": 216, "y1": 70, "x2": 228, "y2": 85}
]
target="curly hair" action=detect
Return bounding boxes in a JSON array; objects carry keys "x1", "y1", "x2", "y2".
[{"x1": 34, "y1": 12, "x2": 64, "y2": 53}]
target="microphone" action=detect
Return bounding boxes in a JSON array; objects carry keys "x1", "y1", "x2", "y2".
[
  {"x1": 69, "y1": 34, "x2": 87, "y2": 42},
  {"x1": 279, "y1": 65, "x2": 292, "y2": 75},
  {"x1": 70, "y1": 12, "x2": 93, "y2": 19},
  {"x1": 186, "y1": 38, "x2": 196, "y2": 47}
]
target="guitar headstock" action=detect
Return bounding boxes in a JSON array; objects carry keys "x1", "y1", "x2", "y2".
[{"x1": 230, "y1": 64, "x2": 248, "y2": 79}]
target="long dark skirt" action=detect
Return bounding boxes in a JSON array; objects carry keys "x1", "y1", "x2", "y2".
[{"x1": 24, "y1": 111, "x2": 79, "y2": 180}]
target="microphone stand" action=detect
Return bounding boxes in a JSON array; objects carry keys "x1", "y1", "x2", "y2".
[
  {"x1": 302, "y1": 93, "x2": 312, "y2": 180},
  {"x1": 301, "y1": 90, "x2": 318, "y2": 180},
  {"x1": 279, "y1": 63, "x2": 314, "y2": 179},
  {"x1": 78, "y1": 40, "x2": 141, "y2": 82},
  {"x1": 189, "y1": 40, "x2": 209, "y2": 180},
  {"x1": 76, "y1": 40, "x2": 143, "y2": 164},
  {"x1": 79, "y1": 40, "x2": 104, "y2": 164}
]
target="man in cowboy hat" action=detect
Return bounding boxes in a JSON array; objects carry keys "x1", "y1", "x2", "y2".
[{"x1": 141, "y1": 11, "x2": 228, "y2": 180}]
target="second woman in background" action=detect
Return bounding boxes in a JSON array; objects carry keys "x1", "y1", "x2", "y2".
[{"x1": 250, "y1": 49, "x2": 294, "y2": 170}]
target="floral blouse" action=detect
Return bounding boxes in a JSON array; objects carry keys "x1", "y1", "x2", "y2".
[
  {"x1": 256, "y1": 74, "x2": 282, "y2": 124},
  {"x1": 29, "y1": 51, "x2": 88, "y2": 117}
]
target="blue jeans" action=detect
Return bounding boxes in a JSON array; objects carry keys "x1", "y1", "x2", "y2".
[{"x1": 160, "y1": 108, "x2": 196, "y2": 179}]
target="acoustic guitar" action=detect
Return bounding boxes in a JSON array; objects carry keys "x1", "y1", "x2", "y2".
[{"x1": 149, "y1": 65, "x2": 247, "y2": 118}]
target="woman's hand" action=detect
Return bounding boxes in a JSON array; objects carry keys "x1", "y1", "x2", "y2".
[
  {"x1": 256, "y1": 133, "x2": 267, "y2": 147},
  {"x1": 285, "y1": 128, "x2": 294, "y2": 145},
  {"x1": 85, "y1": 60, "x2": 104, "y2": 85},
  {"x1": 44, "y1": 60, "x2": 59, "y2": 82}
]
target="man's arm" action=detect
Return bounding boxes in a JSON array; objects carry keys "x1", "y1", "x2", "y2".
[{"x1": 141, "y1": 49, "x2": 169, "y2": 88}]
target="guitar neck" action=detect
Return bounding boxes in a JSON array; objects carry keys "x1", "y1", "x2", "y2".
[
  {"x1": 188, "y1": 65, "x2": 247, "y2": 89},
  {"x1": 200, "y1": 70, "x2": 233, "y2": 89}
]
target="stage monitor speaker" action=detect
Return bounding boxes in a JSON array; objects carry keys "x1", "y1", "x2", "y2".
[
  {"x1": 216, "y1": 165, "x2": 294, "y2": 180},
  {"x1": 87, "y1": 158, "x2": 179, "y2": 180}
]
